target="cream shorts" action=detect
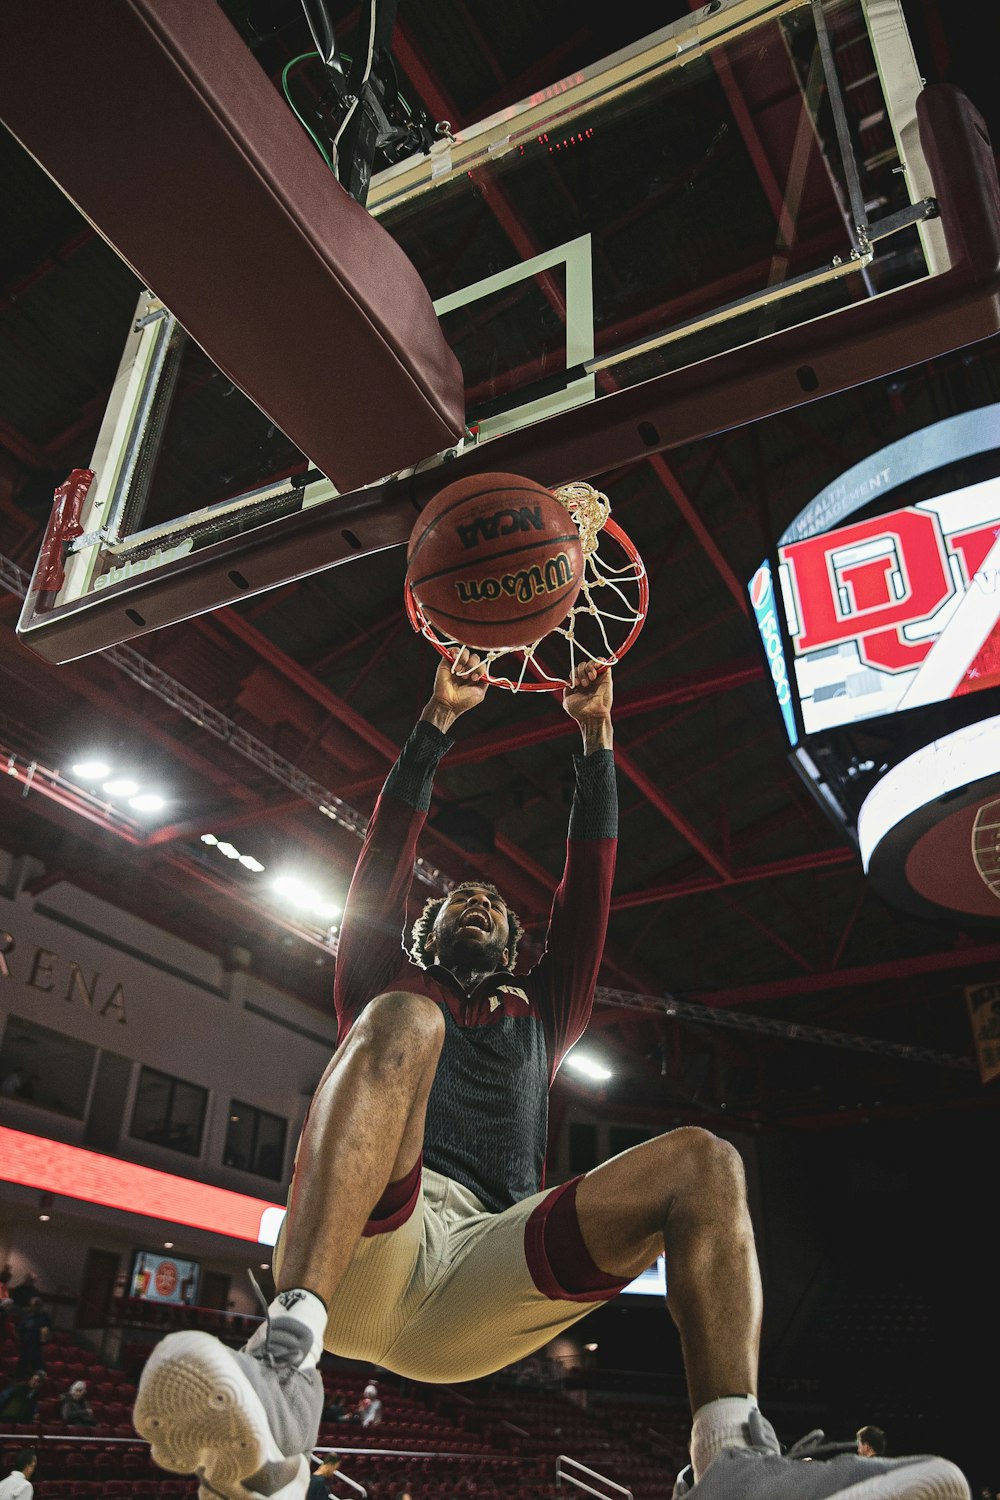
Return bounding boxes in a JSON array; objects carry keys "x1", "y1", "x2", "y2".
[{"x1": 273, "y1": 1164, "x2": 628, "y2": 1384}]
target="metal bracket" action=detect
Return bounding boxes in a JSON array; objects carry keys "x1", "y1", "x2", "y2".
[
  {"x1": 865, "y1": 195, "x2": 940, "y2": 242},
  {"x1": 133, "y1": 306, "x2": 168, "y2": 331}
]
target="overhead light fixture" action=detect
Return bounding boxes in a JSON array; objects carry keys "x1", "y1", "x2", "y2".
[
  {"x1": 72, "y1": 759, "x2": 111, "y2": 781},
  {"x1": 201, "y1": 835, "x2": 266, "y2": 873},
  {"x1": 273, "y1": 875, "x2": 342, "y2": 921},
  {"x1": 164, "y1": 1241, "x2": 174, "y2": 1249},
  {"x1": 129, "y1": 793, "x2": 165, "y2": 813},
  {"x1": 38, "y1": 1213, "x2": 50, "y2": 1222},
  {"x1": 563, "y1": 1051, "x2": 612, "y2": 1082},
  {"x1": 103, "y1": 777, "x2": 140, "y2": 797}
]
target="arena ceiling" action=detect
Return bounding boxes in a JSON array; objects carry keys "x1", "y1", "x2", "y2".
[{"x1": 1, "y1": 0, "x2": 999, "y2": 1142}]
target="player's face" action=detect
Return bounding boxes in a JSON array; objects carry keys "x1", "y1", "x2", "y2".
[{"x1": 429, "y1": 885, "x2": 510, "y2": 970}]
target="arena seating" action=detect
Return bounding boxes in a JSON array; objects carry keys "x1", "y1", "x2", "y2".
[{"x1": 2, "y1": 1319, "x2": 684, "y2": 1497}]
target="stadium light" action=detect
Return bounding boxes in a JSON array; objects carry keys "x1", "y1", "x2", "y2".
[
  {"x1": 71, "y1": 759, "x2": 111, "y2": 780},
  {"x1": 563, "y1": 1051, "x2": 612, "y2": 1082},
  {"x1": 103, "y1": 776, "x2": 140, "y2": 797},
  {"x1": 129, "y1": 792, "x2": 165, "y2": 812}
]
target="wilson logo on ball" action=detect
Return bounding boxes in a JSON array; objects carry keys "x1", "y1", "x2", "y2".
[
  {"x1": 455, "y1": 552, "x2": 576, "y2": 607},
  {"x1": 456, "y1": 506, "x2": 546, "y2": 550}
]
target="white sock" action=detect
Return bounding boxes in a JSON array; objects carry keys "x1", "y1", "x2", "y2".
[
  {"x1": 269, "y1": 1288, "x2": 327, "y2": 1366},
  {"x1": 690, "y1": 1394, "x2": 758, "y2": 1481}
]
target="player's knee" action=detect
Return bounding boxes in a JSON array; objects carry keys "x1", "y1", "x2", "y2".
[
  {"x1": 658, "y1": 1126, "x2": 747, "y2": 1199},
  {"x1": 354, "y1": 990, "x2": 445, "y2": 1074}
]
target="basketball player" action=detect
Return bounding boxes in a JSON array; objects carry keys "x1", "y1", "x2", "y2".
[{"x1": 134, "y1": 649, "x2": 969, "y2": 1500}]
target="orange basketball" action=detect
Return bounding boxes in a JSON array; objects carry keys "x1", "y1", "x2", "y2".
[{"x1": 406, "y1": 473, "x2": 584, "y2": 649}]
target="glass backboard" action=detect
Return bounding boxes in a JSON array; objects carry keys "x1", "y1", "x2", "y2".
[{"x1": 16, "y1": 0, "x2": 1000, "y2": 662}]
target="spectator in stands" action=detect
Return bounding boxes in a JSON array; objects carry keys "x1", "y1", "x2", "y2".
[
  {"x1": 0, "y1": 1264, "x2": 13, "y2": 1339},
  {"x1": 134, "y1": 654, "x2": 973, "y2": 1500},
  {"x1": 0, "y1": 1450, "x2": 36, "y2": 1500},
  {"x1": 7, "y1": 1274, "x2": 36, "y2": 1315},
  {"x1": 321, "y1": 1390, "x2": 348, "y2": 1423},
  {"x1": 13, "y1": 1299, "x2": 50, "y2": 1378},
  {"x1": 305, "y1": 1456, "x2": 341, "y2": 1498},
  {"x1": 59, "y1": 1379, "x2": 97, "y2": 1426},
  {"x1": 5, "y1": 1274, "x2": 40, "y2": 1353},
  {"x1": 856, "y1": 1426, "x2": 887, "y2": 1457},
  {"x1": 0, "y1": 1372, "x2": 45, "y2": 1422},
  {"x1": 357, "y1": 1382, "x2": 382, "y2": 1428}
]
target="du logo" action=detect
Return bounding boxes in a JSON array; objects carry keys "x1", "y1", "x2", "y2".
[{"x1": 780, "y1": 504, "x2": 1000, "y2": 673}]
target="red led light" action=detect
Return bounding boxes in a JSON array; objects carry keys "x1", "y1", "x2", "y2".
[
  {"x1": 542, "y1": 126, "x2": 593, "y2": 154},
  {"x1": 0, "y1": 1126, "x2": 283, "y2": 1243}
]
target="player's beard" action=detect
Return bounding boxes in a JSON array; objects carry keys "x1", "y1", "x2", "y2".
[{"x1": 435, "y1": 924, "x2": 506, "y2": 976}]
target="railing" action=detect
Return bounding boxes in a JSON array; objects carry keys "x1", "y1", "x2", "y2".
[
  {"x1": 0, "y1": 1432, "x2": 542, "y2": 1500},
  {"x1": 314, "y1": 1456, "x2": 366, "y2": 1498},
  {"x1": 556, "y1": 1454, "x2": 632, "y2": 1500}
]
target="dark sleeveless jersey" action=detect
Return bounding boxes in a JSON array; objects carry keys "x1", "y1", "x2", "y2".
[{"x1": 333, "y1": 720, "x2": 618, "y2": 1212}]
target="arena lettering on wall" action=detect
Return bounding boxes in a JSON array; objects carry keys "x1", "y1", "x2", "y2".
[{"x1": 0, "y1": 928, "x2": 127, "y2": 1023}]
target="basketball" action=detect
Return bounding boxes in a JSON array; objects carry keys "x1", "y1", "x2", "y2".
[{"x1": 406, "y1": 473, "x2": 585, "y2": 649}]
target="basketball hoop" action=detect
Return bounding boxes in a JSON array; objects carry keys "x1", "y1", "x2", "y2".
[{"x1": 404, "y1": 481, "x2": 648, "y2": 691}]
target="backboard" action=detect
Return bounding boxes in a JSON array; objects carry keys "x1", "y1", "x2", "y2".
[{"x1": 16, "y1": 0, "x2": 1000, "y2": 662}]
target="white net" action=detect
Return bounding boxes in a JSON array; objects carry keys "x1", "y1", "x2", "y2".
[{"x1": 405, "y1": 481, "x2": 648, "y2": 691}]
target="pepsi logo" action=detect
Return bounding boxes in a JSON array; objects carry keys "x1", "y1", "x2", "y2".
[{"x1": 749, "y1": 565, "x2": 771, "y2": 610}]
